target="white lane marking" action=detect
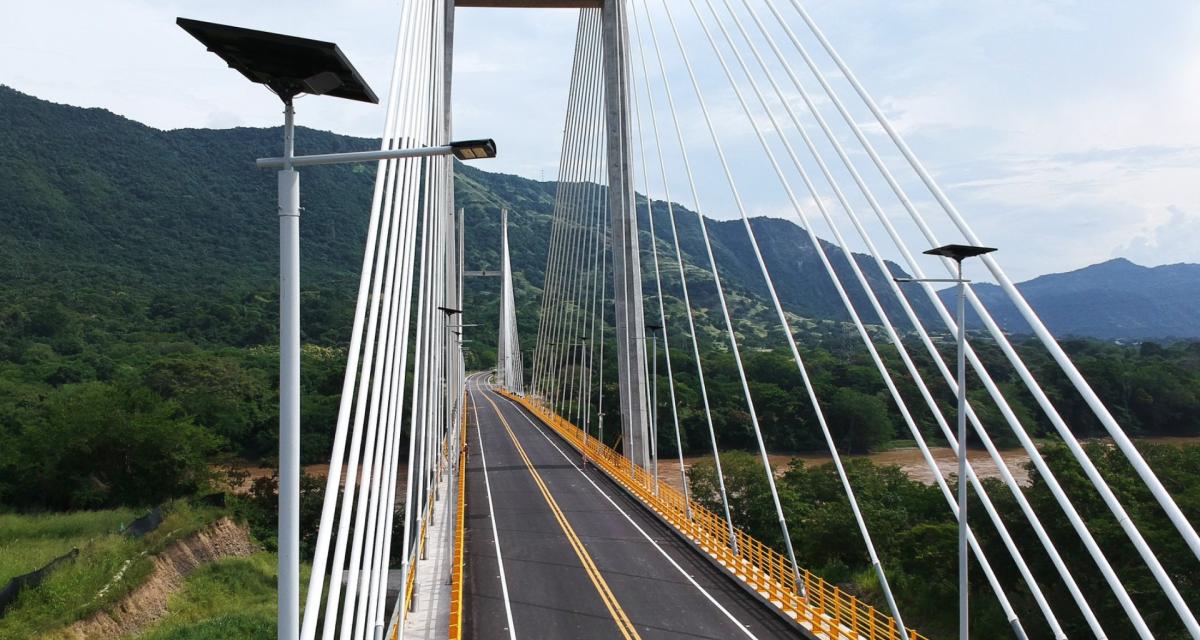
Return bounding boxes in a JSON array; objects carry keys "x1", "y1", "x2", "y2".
[
  {"x1": 491, "y1": 389, "x2": 758, "y2": 639},
  {"x1": 470, "y1": 376, "x2": 518, "y2": 640}
]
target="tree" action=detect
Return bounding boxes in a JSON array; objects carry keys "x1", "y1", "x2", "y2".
[
  {"x1": 687, "y1": 451, "x2": 784, "y2": 547},
  {"x1": 826, "y1": 387, "x2": 893, "y2": 453},
  {"x1": 144, "y1": 355, "x2": 273, "y2": 457},
  {"x1": 0, "y1": 381, "x2": 218, "y2": 509},
  {"x1": 237, "y1": 472, "x2": 328, "y2": 556}
]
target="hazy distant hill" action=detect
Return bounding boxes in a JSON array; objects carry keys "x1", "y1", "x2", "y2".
[{"x1": 942, "y1": 258, "x2": 1200, "y2": 340}]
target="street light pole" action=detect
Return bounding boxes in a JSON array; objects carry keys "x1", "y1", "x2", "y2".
[
  {"x1": 177, "y1": 19, "x2": 496, "y2": 639},
  {"x1": 896, "y1": 242, "x2": 995, "y2": 640},
  {"x1": 278, "y1": 98, "x2": 301, "y2": 640},
  {"x1": 953, "y1": 257, "x2": 968, "y2": 640},
  {"x1": 650, "y1": 334, "x2": 657, "y2": 493},
  {"x1": 646, "y1": 324, "x2": 662, "y2": 496},
  {"x1": 578, "y1": 337, "x2": 591, "y2": 467}
]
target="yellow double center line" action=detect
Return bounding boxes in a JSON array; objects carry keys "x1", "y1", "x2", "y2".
[{"x1": 481, "y1": 393, "x2": 641, "y2": 640}]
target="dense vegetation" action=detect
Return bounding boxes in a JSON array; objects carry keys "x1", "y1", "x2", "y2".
[
  {"x1": 567, "y1": 338, "x2": 1200, "y2": 459},
  {"x1": 3, "y1": 85, "x2": 1200, "y2": 509},
  {"x1": 688, "y1": 443, "x2": 1200, "y2": 639}
]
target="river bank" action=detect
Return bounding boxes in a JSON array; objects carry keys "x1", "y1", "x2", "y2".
[{"x1": 655, "y1": 436, "x2": 1200, "y2": 491}]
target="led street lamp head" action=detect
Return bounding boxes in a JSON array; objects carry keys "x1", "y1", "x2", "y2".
[{"x1": 449, "y1": 139, "x2": 498, "y2": 160}]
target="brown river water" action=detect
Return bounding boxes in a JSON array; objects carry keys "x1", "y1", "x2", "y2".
[
  {"x1": 219, "y1": 463, "x2": 408, "y2": 494},
  {"x1": 221, "y1": 437, "x2": 1198, "y2": 495}
]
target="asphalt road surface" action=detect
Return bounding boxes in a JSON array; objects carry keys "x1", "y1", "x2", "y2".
[{"x1": 463, "y1": 374, "x2": 800, "y2": 639}]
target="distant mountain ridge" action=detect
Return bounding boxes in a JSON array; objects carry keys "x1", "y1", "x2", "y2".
[
  {"x1": 1, "y1": 85, "x2": 1195, "y2": 344},
  {"x1": 945, "y1": 258, "x2": 1200, "y2": 340}
]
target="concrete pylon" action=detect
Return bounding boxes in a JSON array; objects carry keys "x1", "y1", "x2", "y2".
[
  {"x1": 601, "y1": 0, "x2": 651, "y2": 469},
  {"x1": 497, "y1": 209, "x2": 523, "y2": 394}
]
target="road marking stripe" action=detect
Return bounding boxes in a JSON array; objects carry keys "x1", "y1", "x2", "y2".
[
  {"x1": 492, "y1": 389, "x2": 760, "y2": 639},
  {"x1": 480, "y1": 393, "x2": 641, "y2": 640},
  {"x1": 468, "y1": 376, "x2": 518, "y2": 640}
]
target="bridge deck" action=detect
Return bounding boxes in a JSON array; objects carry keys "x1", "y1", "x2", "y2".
[{"x1": 464, "y1": 375, "x2": 800, "y2": 639}]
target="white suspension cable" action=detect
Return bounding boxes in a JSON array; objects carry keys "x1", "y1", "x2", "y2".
[
  {"x1": 299, "y1": 0, "x2": 424, "y2": 633},
  {"x1": 533, "y1": 12, "x2": 590, "y2": 398},
  {"x1": 656, "y1": 0, "x2": 805, "y2": 568},
  {"x1": 763, "y1": 2, "x2": 1195, "y2": 633},
  {"x1": 658, "y1": 0, "x2": 910, "y2": 624},
  {"x1": 630, "y1": 0, "x2": 738, "y2": 552},
  {"x1": 577, "y1": 55, "x2": 609, "y2": 432},
  {"x1": 629, "y1": 0, "x2": 690, "y2": 512},
  {"x1": 714, "y1": 1, "x2": 1091, "y2": 635},
  {"x1": 734, "y1": 1, "x2": 1156, "y2": 634},
  {"x1": 369, "y1": 145, "x2": 425, "y2": 632},
  {"x1": 549, "y1": 15, "x2": 600, "y2": 417},
  {"x1": 356, "y1": 42, "x2": 444, "y2": 627},
  {"x1": 793, "y1": 2, "x2": 1200, "y2": 573},
  {"x1": 575, "y1": 35, "x2": 608, "y2": 420},
  {"x1": 395, "y1": 7, "x2": 442, "y2": 629},
  {"x1": 564, "y1": 18, "x2": 606, "y2": 424},
  {"x1": 546, "y1": 15, "x2": 601, "y2": 413},
  {"x1": 595, "y1": 182, "x2": 610, "y2": 445},
  {"x1": 376, "y1": 6, "x2": 450, "y2": 635}
]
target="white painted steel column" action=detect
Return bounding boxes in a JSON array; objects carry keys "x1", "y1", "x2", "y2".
[
  {"x1": 278, "y1": 100, "x2": 300, "y2": 640},
  {"x1": 649, "y1": 332, "x2": 658, "y2": 495},
  {"x1": 956, "y1": 261, "x2": 968, "y2": 640}
]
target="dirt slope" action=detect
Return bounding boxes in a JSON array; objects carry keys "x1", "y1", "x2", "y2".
[{"x1": 62, "y1": 517, "x2": 257, "y2": 639}]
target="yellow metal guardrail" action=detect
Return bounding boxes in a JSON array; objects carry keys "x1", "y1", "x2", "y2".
[
  {"x1": 495, "y1": 389, "x2": 925, "y2": 640},
  {"x1": 392, "y1": 392, "x2": 468, "y2": 640},
  {"x1": 399, "y1": 480, "x2": 437, "y2": 625},
  {"x1": 447, "y1": 395, "x2": 468, "y2": 639}
]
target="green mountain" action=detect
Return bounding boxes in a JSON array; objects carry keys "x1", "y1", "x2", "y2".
[
  {"x1": 4, "y1": 85, "x2": 1200, "y2": 504},
  {"x1": 0, "y1": 85, "x2": 934, "y2": 362}
]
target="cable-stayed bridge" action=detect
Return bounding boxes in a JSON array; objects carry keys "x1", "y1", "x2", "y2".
[{"x1": 261, "y1": 1, "x2": 1200, "y2": 639}]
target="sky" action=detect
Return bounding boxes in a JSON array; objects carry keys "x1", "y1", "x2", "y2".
[{"x1": 3, "y1": 0, "x2": 1198, "y2": 281}]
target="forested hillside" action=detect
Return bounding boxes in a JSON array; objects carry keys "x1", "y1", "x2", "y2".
[
  {"x1": 0, "y1": 85, "x2": 928, "y2": 358},
  {"x1": 3, "y1": 85, "x2": 1200, "y2": 512}
]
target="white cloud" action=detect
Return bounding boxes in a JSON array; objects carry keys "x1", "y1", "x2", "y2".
[{"x1": 1120, "y1": 206, "x2": 1200, "y2": 265}]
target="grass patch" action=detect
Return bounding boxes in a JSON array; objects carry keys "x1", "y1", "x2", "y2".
[
  {"x1": 138, "y1": 612, "x2": 274, "y2": 640},
  {"x1": 135, "y1": 553, "x2": 277, "y2": 640},
  {"x1": 0, "y1": 508, "x2": 137, "y2": 584},
  {"x1": 0, "y1": 501, "x2": 224, "y2": 640},
  {"x1": 133, "y1": 553, "x2": 311, "y2": 640}
]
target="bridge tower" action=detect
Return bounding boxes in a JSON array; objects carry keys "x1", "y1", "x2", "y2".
[
  {"x1": 455, "y1": 0, "x2": 652, "y2": 467},
  {"x1": 497, "y1": 208, "x2": 525, "y2": 393}
]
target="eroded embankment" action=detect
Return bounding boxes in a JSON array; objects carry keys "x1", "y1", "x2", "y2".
[{"x1": 62, "y1": 517, "x2": 257, "y2": 639}]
